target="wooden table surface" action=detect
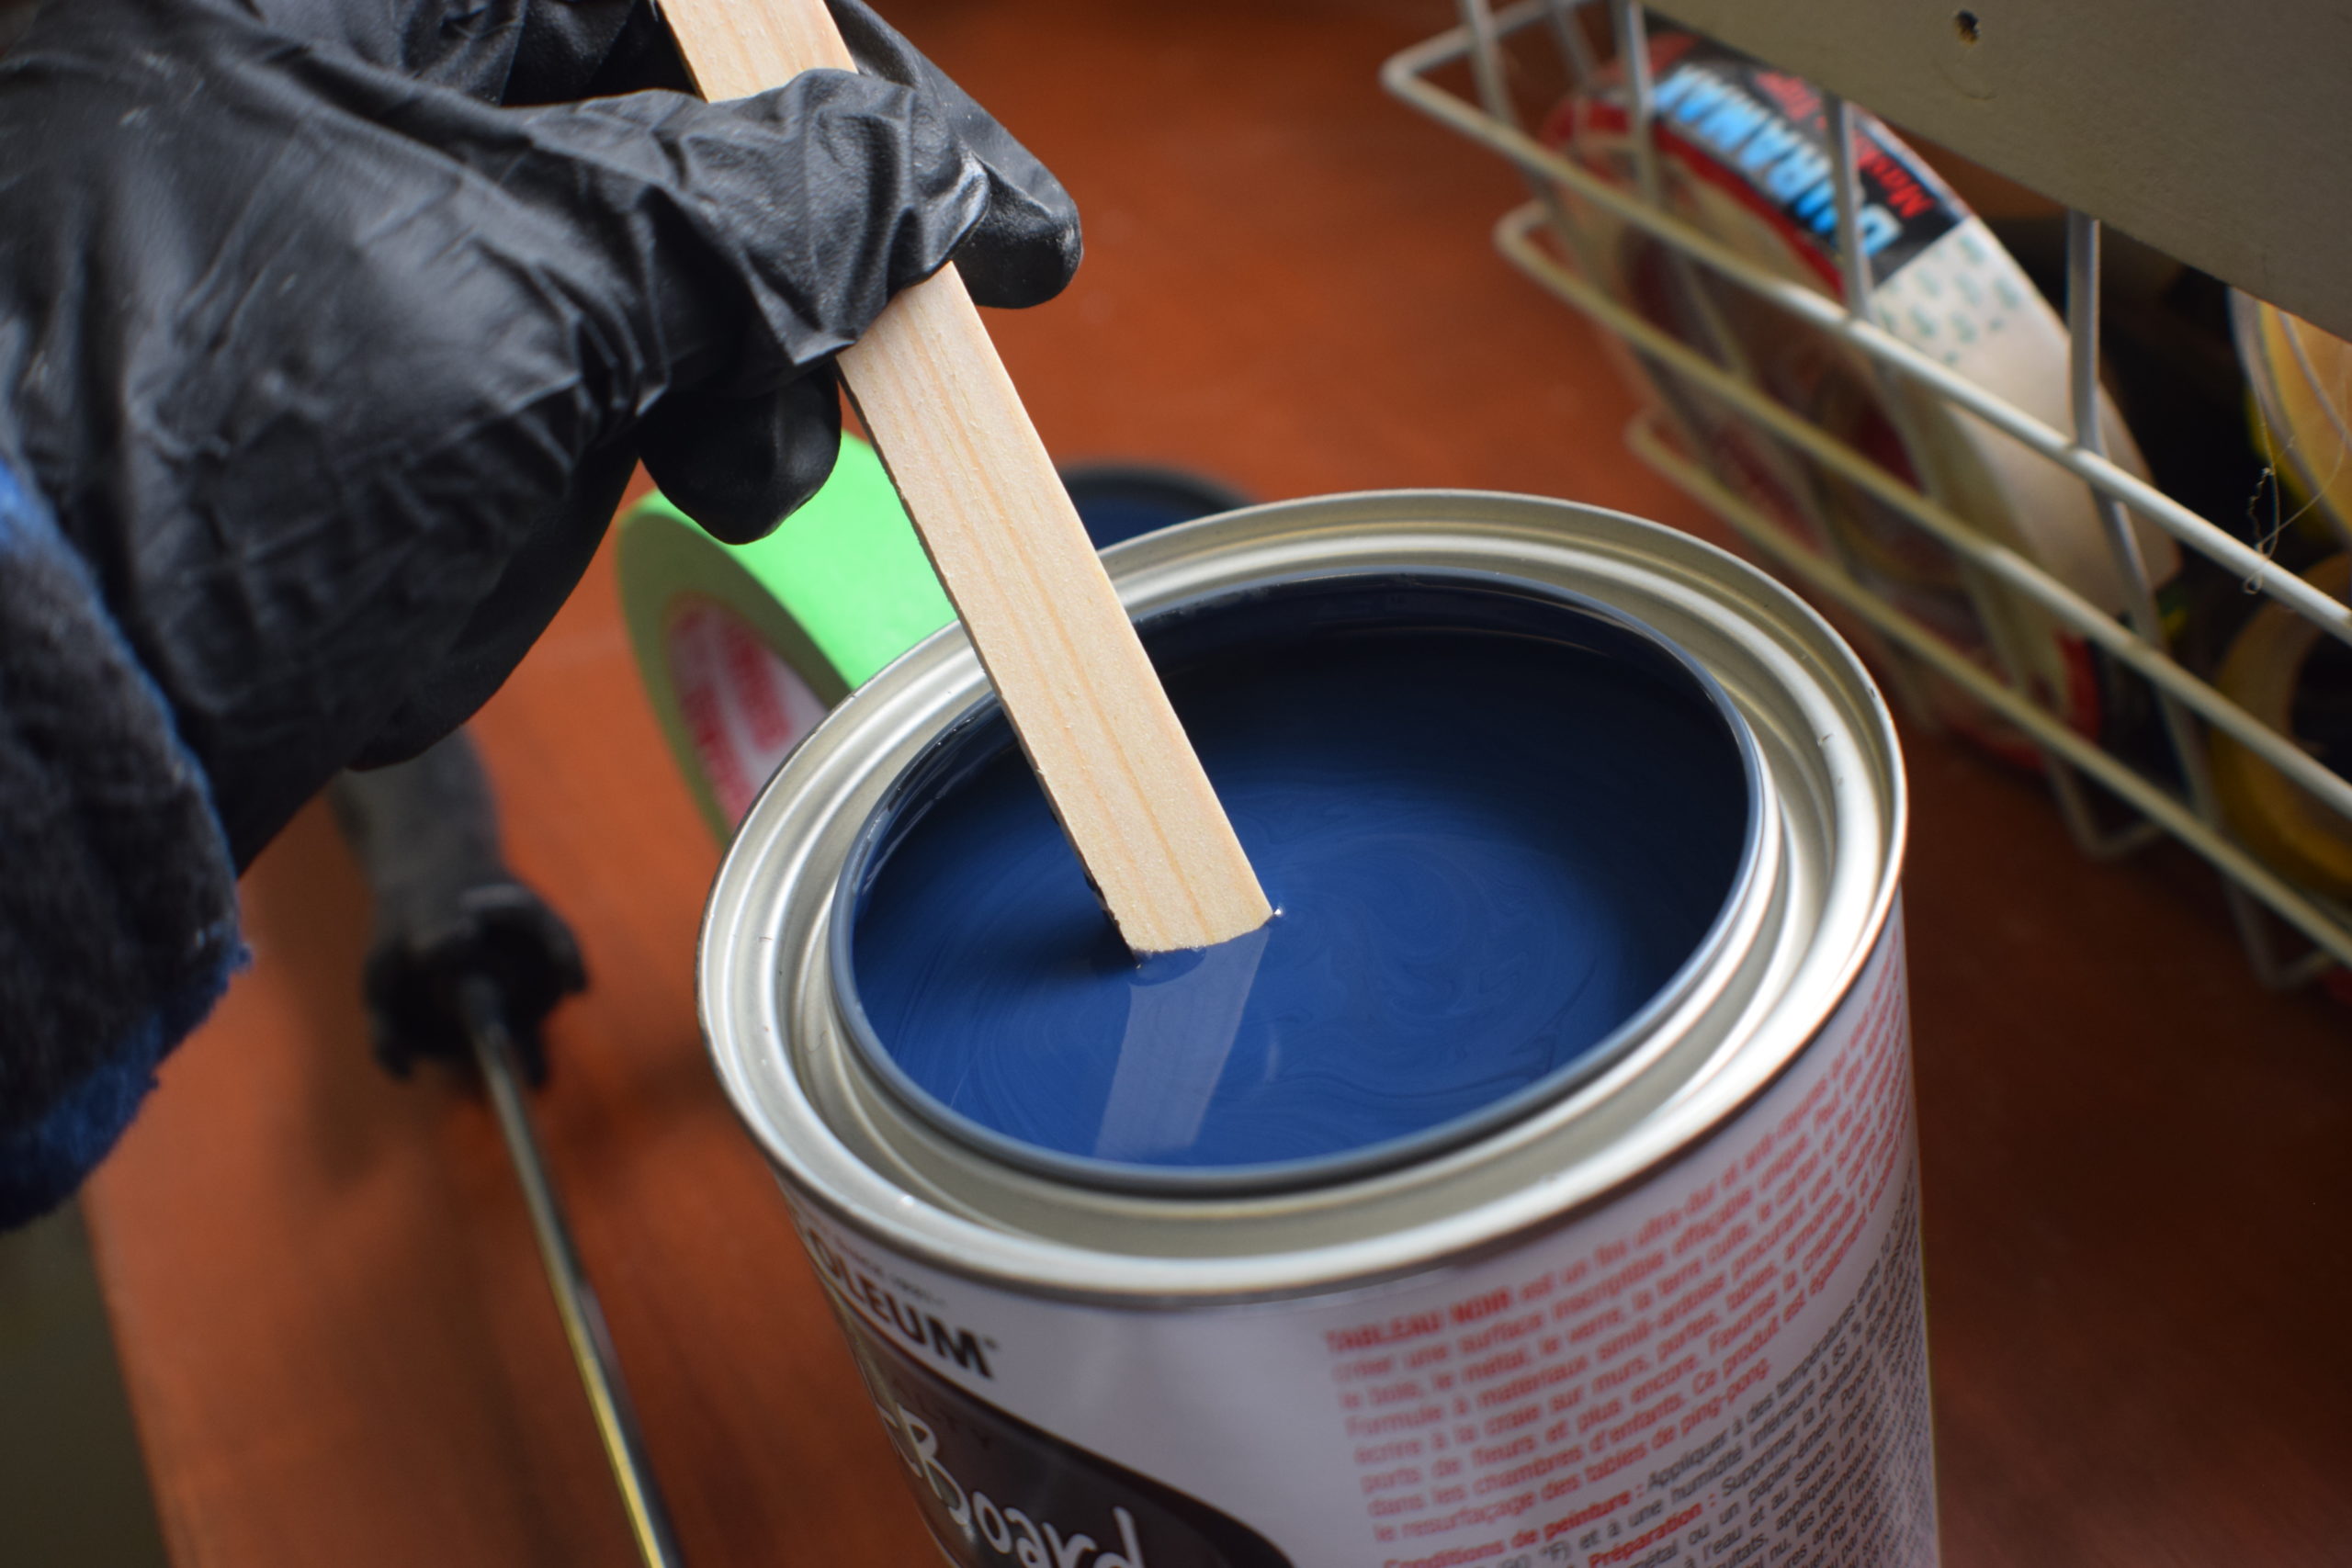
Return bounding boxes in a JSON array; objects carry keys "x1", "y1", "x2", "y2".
[{"x1": 82, "y1": 3, "x2": 2352, "y2": 1563}]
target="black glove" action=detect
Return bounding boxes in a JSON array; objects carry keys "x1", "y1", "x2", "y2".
[{"x1": 0, "y1": 0, "x2": 1080, "y2": 868}]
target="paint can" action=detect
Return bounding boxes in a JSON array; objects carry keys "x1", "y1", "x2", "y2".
[{"x1": 701, "y1": 491, "x2": 1930, "y2": 1567}]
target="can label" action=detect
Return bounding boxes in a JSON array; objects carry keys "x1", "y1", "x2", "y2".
[
  {"x1": 792, "y1": 919, "x2": 1931, "y2": 1568},
  {"x1": 665, "y1": 593, "x2": 830, "y2": 828}
]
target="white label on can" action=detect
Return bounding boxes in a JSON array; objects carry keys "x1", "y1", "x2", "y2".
[{"x1": 791, "y1": 919, "x2": 1932, "y2": 1568}]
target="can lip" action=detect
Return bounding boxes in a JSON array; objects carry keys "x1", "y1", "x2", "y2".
[
  {"x1": 821, "y1": 566, "x2": 1772, "y2": 1197},
  {"x1": 699, "y1": 490, "x2": 1907, "y2": 1303}
]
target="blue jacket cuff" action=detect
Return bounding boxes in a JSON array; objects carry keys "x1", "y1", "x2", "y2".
[{"x1": 0, "y1": 446, "x2": 244, "y2": 1225}]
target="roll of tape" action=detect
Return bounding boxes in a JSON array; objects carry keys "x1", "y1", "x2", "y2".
[
  {"x1": 2235, "y1": 291, "x2": 2352, "y2": 550},
  {"x1": 617, "y1": 435, "x2": 953, "y2": 837},
  {"x1": 1543, "y1": 34, "x2": 2171, "y2": 761},
  {"x1": 2212, "y1": 553, "x2": 2352, "y2": 897}
]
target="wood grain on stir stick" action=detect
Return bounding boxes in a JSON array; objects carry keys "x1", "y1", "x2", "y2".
[{"x1": 658, "y1": 0, "x2": 1271, "y2": 954}]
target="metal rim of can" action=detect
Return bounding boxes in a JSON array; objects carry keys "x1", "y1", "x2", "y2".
[
  {"x1": 822, "y1": 570, "x2": 1776, "y2": 1197},
  {"x1": 699, "y1": 490, "x2": 1905, "y2": 1307}
]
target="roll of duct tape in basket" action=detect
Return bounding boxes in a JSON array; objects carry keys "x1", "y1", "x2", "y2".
[
  {"x1": 2212, "y1": 552, "x2": 2352, "y2": 897},
  {"x1": 1543, "y1": 32, "x2": 2174, "y2": 764},
  {"x1": 2235, "y1": 292, "x2": 2352, "y2": 551},
  {"x1": 616, "y1": 435, "x2": 953, "y2": 837}
]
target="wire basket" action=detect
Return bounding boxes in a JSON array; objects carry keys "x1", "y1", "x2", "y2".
[{"x1": 1385, "y1": 0, "x2": 2352, "y2": 991}]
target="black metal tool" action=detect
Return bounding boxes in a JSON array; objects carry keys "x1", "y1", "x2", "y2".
[{"x1": 330, "y1": 733, "x2": 684, "y2": 1568}]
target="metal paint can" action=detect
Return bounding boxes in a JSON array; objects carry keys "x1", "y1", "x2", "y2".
[{"x1": 701, "y1": 491, "x2": 1930, "y2": 1568}]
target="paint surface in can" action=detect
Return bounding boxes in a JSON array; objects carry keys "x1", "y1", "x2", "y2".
[{"x1": 847, "y1": 583, "x2": 1752, "y2": 1179}]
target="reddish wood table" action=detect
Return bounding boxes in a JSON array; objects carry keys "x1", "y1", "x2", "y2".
[{"x1": 83, "y1": 3, "x2": 2352, "y2": 1562}]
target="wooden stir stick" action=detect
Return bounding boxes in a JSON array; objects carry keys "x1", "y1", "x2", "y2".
[{"x1": 657, "y1": 0, "x2": 1270, "y2": 955}]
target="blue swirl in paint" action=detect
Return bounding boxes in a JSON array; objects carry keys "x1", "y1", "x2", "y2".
[{"x1": 846, "y1": 588, "x2": 1750, "y2": 1179}]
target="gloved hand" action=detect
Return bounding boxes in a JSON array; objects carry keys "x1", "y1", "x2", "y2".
[{"x1": 0, "y1": 0, "x2": 1080, "y2": 867}]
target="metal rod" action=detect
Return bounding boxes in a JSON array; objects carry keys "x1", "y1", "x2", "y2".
[
  {"x1": 1379, "y1": 33, "x2": 2352, "y2": 651},
  {"x1": 459, "y1": 979, "x2": 685, "y2": 1568},
  {"x1": 1457, "y1": 0, "x2": 1633, "y2": 358},
  {"x1": 1494, "y1": 199, "x2": 2352, "y2": 827},
  {"x1": 1984, "y1": 202, "x2": 2149, "y2": 861},
  {"x1": 1627, "y1": 412, "x2": 2347, "y2": 980},
  {"x1": 1833, "y1": 94, "x2": 2135, "y2": 859},
  {"x1": 1599, "y1": 1, "x2": 1769, "y2": 385},
  {"x1": 1542, "y1": 0, "x2": 1599, "y2": 92},
  {"x1": 1606, "y1": 0, "x2": 1662, "y2": 206},
  {"x1": 1826, "y1": 95, "x2": 1873, "y2": 313},
  {"x1": 1472, "y1": 0, "x2": 1765, "y2": 444},
  {"x1": 1823, "y1": 93, "x2": 2077, "y2": 768},
  {"x1": 1457, "y1": 0, "x2": 1517, "y2": 132},
  {"x1": 2064, "y1": 212, "x2": 2301, "y2": 982},
  {"x1": 2063, "y1": 211, "x2": 2174, "y2": 629}
]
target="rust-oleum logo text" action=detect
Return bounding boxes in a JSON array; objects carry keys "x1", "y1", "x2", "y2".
[{"x1": 801, "y1": 1223, "x2": 996, "y2": 1381}]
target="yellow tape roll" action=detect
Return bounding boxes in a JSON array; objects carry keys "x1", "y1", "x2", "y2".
[
  {"x1": 616, "y1": 436, "x2": 953, "y2": 837},
  {"x1": 2212, "y1": 553, "x2": 2352, "y2": 897},
  {"x1": 2236, "y1": 293, "x2": 2352, "y2": 551}
]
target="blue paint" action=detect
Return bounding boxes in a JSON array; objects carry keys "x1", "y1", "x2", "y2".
[
  {"x1": 842, "y1": 579, "x2": 1754, "y2": 1187},
  {"x1": 1062, "y1": 465, "x2": 1250, "y2": 548}
]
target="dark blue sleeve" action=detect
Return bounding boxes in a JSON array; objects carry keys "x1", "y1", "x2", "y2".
[{"x1": 0, "y1": 446, "x2": 243, "y2": 1227}]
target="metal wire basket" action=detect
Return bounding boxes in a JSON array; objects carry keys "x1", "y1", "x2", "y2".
[{"x1": 1385, "y1": 0, "x2": 2352, "y2": 990}]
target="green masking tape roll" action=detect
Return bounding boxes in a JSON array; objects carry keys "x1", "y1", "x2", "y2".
[{"x1": 616, "y1": 435, "x2": 954, "y2": 838}]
